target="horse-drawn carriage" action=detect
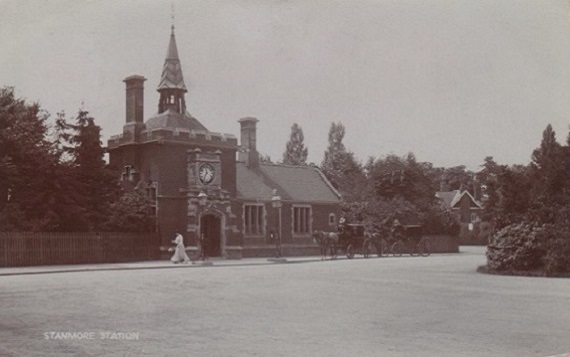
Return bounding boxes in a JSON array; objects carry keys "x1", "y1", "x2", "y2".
[
  {"x1": 313, "y1": 223, "x2": 371, "y2": 260},
  {"x1": 313, "y1": 222, "x2": 431, "y2": 260},
  {"x1": 337, "y1": 223, "x2": 371, "y2": 259}
]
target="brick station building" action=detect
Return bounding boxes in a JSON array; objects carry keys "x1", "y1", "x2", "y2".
[{"x1": 107, "y1": 27, "x2": 341, "y2": 258}]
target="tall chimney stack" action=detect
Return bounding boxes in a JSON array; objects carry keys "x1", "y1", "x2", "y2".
[
  {"x1": 123, "y1": 75, "x2": 146, "y2": 142},
  {"x1": 238, "y1": 117, "x2": 259, "y2": 168}
]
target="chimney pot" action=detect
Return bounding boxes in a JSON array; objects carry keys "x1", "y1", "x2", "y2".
[
  {"x1": 123, "y1": 75, "x2": 146, "y2": 142},
  {"x1": 238, "y1": 117, "x2": 259, "y2": 168}
]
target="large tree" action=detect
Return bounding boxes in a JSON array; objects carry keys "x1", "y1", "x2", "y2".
[
  {"x1": 320, "y1": 122, "x2": 366, "y2": 203},
  {"x1": 369, "y1": 153, "x2": 435, "y2": 206},
  {"x1": 57, "y1": 109, "x2": 119, "y2": 231},
  {"x1": 530, "y1": 124, "x2": 567, "y2": 209},
  {"x1": 0, "y1": 87, "x2": 88, "y2": 231},
  {"x1": 366, "y1": 152, "x2": 439, "y2": 226},
  {"x1": 282, "y1": 123, "x2": 308, "y2": 165},
  {"x1": 486, "y1": 125, "x2": 570, "y2": 275}
]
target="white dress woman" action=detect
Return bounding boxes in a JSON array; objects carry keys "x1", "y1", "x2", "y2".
[{"x1": 170, "y1": 233, "x2": 190, "y2": 264}]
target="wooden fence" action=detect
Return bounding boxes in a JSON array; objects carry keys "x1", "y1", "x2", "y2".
[
  {"x1": 0, "y1": 232, "x2": 161, "y2": 267},
  {"x1": 423, "y1": 234, "x2": 459, "y2": 253}
]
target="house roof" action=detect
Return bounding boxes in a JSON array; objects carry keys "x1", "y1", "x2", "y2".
[
  {"x1": 435, "y1": 190, "x2": 459, "y2": 207},
  {"x1": 145, "y1": 109, "x2": 208, "y2": 131},
  {"x1": 451, "y1": 190, "x2": 483, "y2": 209},
  {"x1": 436, "y1": 190, "x2": 482, "y2": 210},
  {"x1": 236, "y1": 163, "x2": 342, "y2": 203}
]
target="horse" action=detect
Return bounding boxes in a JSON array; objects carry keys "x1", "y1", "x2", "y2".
[{"x1": 312, "y1": 230, "x2": 339, "y2": 260}]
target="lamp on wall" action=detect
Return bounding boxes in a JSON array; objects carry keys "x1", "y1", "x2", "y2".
[
  {"x1": 198, "y1": 190, "x2": 208, "y2": 207},
  {"x1": 197, "y1": 190, "x2": 209, "y2": 261},
  {"x1": 271, "y1": 189, "x2": 283, "y2": 259}
]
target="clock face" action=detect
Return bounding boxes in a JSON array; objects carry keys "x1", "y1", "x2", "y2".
[{"x1": 198, "y1": 163, "x2": 215, "y2": 184}]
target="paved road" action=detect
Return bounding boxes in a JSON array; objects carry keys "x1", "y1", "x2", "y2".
[{"x1": 1, "y1": 247, "x2": 569, "y2": 357}]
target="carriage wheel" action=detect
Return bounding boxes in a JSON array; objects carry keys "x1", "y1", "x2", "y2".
[
  {"x1": 391, "y1": 241, "x2": 403, "y2": 257},
  {"x1": 380, "y1": 239, "x2": 390, "y2": 257},
  {"x1": 418, "y1": 238, "x2": 431, "y2": 257},
  {"x1": 346, "y1": 244, "x2": 354, "y2": 259}
]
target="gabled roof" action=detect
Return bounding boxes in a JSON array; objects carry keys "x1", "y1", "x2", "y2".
[
  {"x1": 236, "y1": 163, "x2": 342, "y2": 203},
  {"x1": 451, "y1": 190, "x2": 483, "y2": 209},
  {"x1": 436, "y1": 190, "x2": 482, "y2": 210},
  {"x1": 435, "y1": 190, "x2": 459, "y2": 207},
  {"x1": 145, "y1": 109, "x2": 208, "y2": 131},
  {"x1": 157, "y1": 27, "x2": 187, "y2": 92}
]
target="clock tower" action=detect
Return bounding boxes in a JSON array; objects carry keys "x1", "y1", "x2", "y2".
[
  {"x1": 187, "y1": 148, "x2": 223, "y2": 191},
  {"x1": 186, "y1": 146, "x2": 238, "y2": 258}
]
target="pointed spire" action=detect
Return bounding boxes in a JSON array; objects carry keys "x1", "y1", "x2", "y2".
[
  {"x1": 157, "y1": 27, "x2": 187, "y2": 92},
  {"x1": 157, "y1": 26, "x2": 187, "y2": 114}
]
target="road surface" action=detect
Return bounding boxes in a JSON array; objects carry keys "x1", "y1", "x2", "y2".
[{"x1": 1, "y1": 247, "x2": 569, "y2": 356}]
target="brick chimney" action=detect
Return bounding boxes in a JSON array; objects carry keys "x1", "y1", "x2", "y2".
[
  {"x1": 238, "y1": 117, "x2": 259, "y2": 168},
  {"x1": 123, "y1": 75, "x2": 146, "y2": 142}
]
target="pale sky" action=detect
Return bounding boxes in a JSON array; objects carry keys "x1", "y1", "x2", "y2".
[{"x1": 2, "y1": 0, "x2": 570, "y2": 170}]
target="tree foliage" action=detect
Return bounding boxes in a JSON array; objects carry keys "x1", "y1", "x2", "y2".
[
  {"x1": 530, "y1": 124, "x2": 568, "y2": 209},
  {"x1": 282, "y1": 123, "x2": 308, "y2": 166},
  {"x1": 56, "y1": 110, "x2": 119, "y2": 231},
  {"x1": 104, "y1": 186, "x2": 155, "y2": 232},
  {"x1": 320, "y1": 122, "x2": 367, "y2": 203},
  {"x1": 0, "y1": 87, "x2": 76, "y2": 231},
  {"x1": 485, "y1": 124, "x2": 570, "y2": 275},
  {"x1": 0, "y1": 87, "x2": 147, "y2": 232}
]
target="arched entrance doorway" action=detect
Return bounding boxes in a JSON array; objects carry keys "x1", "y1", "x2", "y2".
[{"x1": 201, "y1": 214, "x2": 221, "y2": 257}]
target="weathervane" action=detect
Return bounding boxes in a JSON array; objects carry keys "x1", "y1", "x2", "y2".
[{"x1": 171, "y1": 3, "x2": 175, "y2": 33}]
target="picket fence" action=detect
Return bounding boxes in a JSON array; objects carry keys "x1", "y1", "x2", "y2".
[{"x1": 0, "y1": 232, "x2": 160, "y2": 267}]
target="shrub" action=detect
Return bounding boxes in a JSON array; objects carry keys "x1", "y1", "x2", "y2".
[
  {"x1": 541, "y1": 224, "x2": 570, "y2": 275},
  {"x1": 486, "y1": 222, "x2": 544, "y2": 272}
]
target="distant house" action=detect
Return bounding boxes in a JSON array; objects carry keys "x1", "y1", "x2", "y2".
[{"x1": 435, "y1": 190, "x2": 482, "y2": 224}]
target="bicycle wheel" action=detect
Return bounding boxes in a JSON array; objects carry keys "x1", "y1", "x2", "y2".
[
  {"x1": 346, "y1": 244, "x2": 354, "y2": 259},
  {"x1": 418, "y1": 238, "x2": 431, "y2": 257},
  {"x1": 363, "y1": 242, "x2": 370, "y2": 258},
  {"x1": 410, "y1": 240, "x2": 419, "y2": 257}
]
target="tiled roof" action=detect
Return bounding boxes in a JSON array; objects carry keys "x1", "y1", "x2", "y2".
[
  {"x1": 435, "y1": 190, "x2": 459, "y2": 207},
  {"x1": 157, "y1": 29, "x2": 187, "y2": 92},
  {"x1": 450, "y1": 190, "x2": 483, "y2": 209},
  {"x1": 145, "y1": 109, "x2": 208, "y2": 131},
  {"x1": 436, "y1": 190, "x2": 482, "y2": 209},
  {"x1": 236, "y1": 163, "x2": 342, "y2": 203}
]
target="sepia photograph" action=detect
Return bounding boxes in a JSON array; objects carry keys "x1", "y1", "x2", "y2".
[{"x1": 1, "y1": 0, "x2": 570, "y2": 356}]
